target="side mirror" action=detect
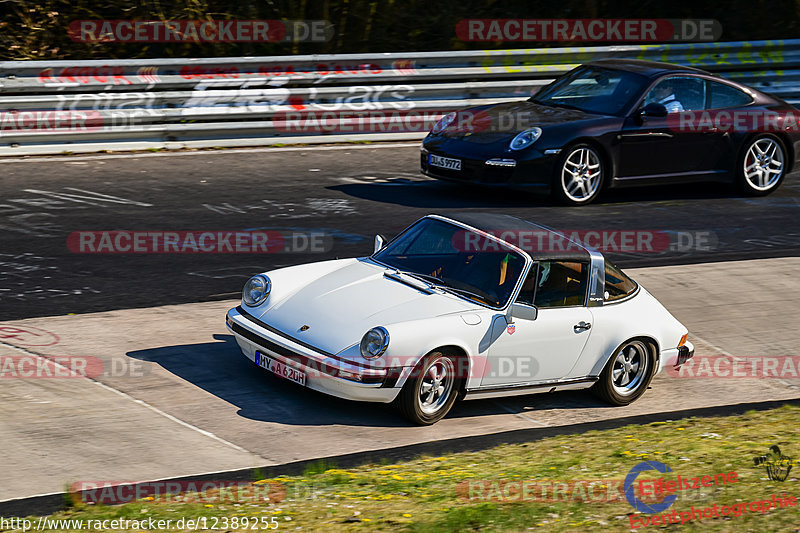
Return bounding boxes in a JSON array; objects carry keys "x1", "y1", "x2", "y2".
[
  {"x1": 641, "y1": 102, "x2": 668, "y2": 118},
  {"x1": 508, "y1": 302, "x2": 538, "y2": 322},
  {"x1": 373, "y1": 234, "x2": 386, "y2": 253}
]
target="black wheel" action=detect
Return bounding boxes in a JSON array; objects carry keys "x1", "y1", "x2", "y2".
[
  {"x1": 592, "y1": 339, "x2": 655, "y2": 406},
  {"x1": 737, "y1": 134, "x2": 787, "y2": 196},
  {"x1": 553, "y1": 143, "x2": 605, "y2": 206},
  {"x1": 394, "y1": 351, "x2": 460, "y2": 425}
]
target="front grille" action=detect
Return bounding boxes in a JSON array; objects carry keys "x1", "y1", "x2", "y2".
[{"x1": 422, "y1": 152, "x2": 514, "y2": 184}]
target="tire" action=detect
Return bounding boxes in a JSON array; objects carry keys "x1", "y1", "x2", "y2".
[
  {"x1": 553, "y1": 143, "x2": 605, "y2": 206},
  {"x1": 592, "y1": 339, "x2": 656, "y2": 406},
  {"x1": 394, "y1": 351, "x2": 461, "y2": 425},
  {"x1": 737, "y1": 134, "x2": 787, "y2": 196}
]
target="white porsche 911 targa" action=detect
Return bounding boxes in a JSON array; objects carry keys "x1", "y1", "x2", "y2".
[{"x1": 226, "y1": 213, "x2": 694, "y2": 425}]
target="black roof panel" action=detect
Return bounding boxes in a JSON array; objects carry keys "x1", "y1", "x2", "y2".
[{"x1": 586, "y1": 58, "x2": 710, "y2": 78}]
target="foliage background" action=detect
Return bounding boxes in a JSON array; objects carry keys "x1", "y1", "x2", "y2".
[{"x1": 0, "y1": 0, "x2": 799, "y2": 60}]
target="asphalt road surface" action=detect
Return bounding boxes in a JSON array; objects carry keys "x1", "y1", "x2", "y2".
[
  {"x1": 1, "y1": 143, "x2": 799, "y2": 320},
  {"x1": 2, "y1": 258, "x2": 798, "y2": 503}
]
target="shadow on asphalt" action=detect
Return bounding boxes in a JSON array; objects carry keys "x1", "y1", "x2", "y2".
[
  {"x1": 328, "y1": 178, "x2": 744, "y2": 209},
  {"x1": 127, "y1": 333, "x2": 615, "y2": 427}
]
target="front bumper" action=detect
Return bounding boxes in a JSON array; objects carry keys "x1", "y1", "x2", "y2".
[
  {"x1": 226, "y1": 307, "x2": 402, "y2": 403},
  {"x1": 420, "y1": 144, "x2": 558, "y2": 192}
]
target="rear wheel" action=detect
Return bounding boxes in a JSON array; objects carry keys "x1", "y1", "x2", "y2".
[
  {"x1": 592, "y1": 339, "x2": 655, "y2": 405},
  {"x1": 394, "y1": 351, "x2": 460, "y2": 425},
  {"x1": 737, "y1": 134, "x2": 786, "y2": 196},
  {"x1": 553, "y1": 144, "x2": 604, "y2": 206}
]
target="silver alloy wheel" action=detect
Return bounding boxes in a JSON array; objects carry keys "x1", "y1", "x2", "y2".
[
  {"x1": 561, "y1": 147, "x2": 602, "y2": 202},
  {"x1": 418, "y1": 355, "x2": 455, "y2": 415},
  {"x1": 611, "y1": 340, "x2": 649, "y2": 396},
  {"x1": 744, "y1": 138, "x2": 784, "y2": 191}
]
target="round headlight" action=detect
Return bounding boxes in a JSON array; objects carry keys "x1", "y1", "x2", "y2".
[
  {"x1": 431, "y1": 112, "x2": 457, "y2": 134},
  {"x1": 242, "y1": 274, "x2": 271, "y2": 307},
  {"x1": 509, "y1": 127, "x2": 542, "y2": 150},
  {"x1": 360, "y1": 327, "x2": 389, "y2": 360}
]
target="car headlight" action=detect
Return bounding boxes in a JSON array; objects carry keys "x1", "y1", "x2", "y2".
[
  {"x1": 509, "y1": 127, "x2": 542, "y2": 150},
  {"x1": 242, "y1": 274, "x2": 271, "y2": 307},
  {"x1": 360, "y1": 327, "x2": 389, "y2": 360},
  {"x1": 431, "y1": 112, "x2": 456, "y2": 134}
]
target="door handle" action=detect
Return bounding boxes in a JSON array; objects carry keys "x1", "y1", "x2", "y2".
[{"x1": 574, "y1": 321, "x2": 592, "y2": 332}]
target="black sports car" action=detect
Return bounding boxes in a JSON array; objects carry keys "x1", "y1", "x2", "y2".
[{"x1": 421, "y1": 59, "x2": 800, "y2": 205}]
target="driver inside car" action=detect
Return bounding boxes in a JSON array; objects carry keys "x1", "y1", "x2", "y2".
[{"x1": 647, "y1": 80, "x2": 684, "y2": 113}]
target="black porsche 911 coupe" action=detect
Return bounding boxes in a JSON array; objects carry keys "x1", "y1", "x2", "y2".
[{"x1": 421, "y1": 59, "x2": 800, "y2": 205}]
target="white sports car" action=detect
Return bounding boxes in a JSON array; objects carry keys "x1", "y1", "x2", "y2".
[{"x1": 226, "y1": 213, "x2": 694, "y2": 425}]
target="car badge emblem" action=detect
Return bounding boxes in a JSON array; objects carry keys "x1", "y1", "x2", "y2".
[
  {"x1": 300, "y1": 325, "x2": 310, "y2": 331},
  {"x1": 506, "y1": 324, "x2": 516, "y2": 335}
]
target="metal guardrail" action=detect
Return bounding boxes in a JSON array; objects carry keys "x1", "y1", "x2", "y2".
[{"x1": 0, "y1": 39, "x2": 798, "y2": 156}]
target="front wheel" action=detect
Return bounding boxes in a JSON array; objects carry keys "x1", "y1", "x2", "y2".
[
  {"x1": 394, "y1": 351, "x2": 460, "y2": 425},
  {"x1": 553, "y1": 144, "x2": 605, "y2": 206},
  {"x1": 592, "y1": 339, "x2": 655, "y2": 406},
  {"x1": 737, "y1": 134, "x2": 787, "y2": 196}
]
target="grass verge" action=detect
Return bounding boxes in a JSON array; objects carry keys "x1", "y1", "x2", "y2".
[{"x1": 15, "y1": 405, "x2": 800, "y2": 532}]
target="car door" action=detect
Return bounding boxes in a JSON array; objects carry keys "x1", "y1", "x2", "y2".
[
  {"x1": 617, "y1": 75, "x2": 716, "y2": 177},
  {"x1": 481, "y1": 261, "x2": 594, "y2": 388},
  {"x1": 697, "y1": 79, "x2": 756, "y2": 171}
]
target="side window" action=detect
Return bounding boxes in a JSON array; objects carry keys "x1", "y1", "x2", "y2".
[
  {"x1": 707, "y1": 80, "x2": 753, "y2": 109},
  {"x1": 604, "y1": 262, "x2": 638, "y2": 302},
  {"x1": 643, "y1": 76, "x2": 706, "y2": 113},
  {"x1": 533, "y1": 261, "x2": 588, "y2": 308}
]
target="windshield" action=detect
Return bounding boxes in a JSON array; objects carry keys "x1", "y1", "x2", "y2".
[
  {"x1": 372, "y1": 218, "x2": 527, "y2": 308},
  {"x1": 531, "y1": 65, "x2": 648, "y2": 116}
]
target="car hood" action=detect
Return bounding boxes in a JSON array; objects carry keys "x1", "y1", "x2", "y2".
[
  {"x1": 251, "y1": 259, "x2": 480, "y2": 355},
  {"x1": 442, "y1": 101, "x2": 604, "y2": 143}
]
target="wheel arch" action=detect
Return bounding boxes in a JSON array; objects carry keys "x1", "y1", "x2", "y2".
[
  {"x1": 597, "y1": 334, "x2": 660, "y2": 376},
  {"x1": 396, "y1": 343, "x2": 471, "y2": 392}
]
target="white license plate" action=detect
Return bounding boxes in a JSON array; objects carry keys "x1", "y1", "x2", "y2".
[
  {"x1": 429, "y1": 154, "x2": 462, "y2": 170},
  {"x1": 255, "y1": 352, "x2": 306, "y2": 386}
]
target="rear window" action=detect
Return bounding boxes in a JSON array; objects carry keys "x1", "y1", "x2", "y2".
[
  {"x1": 604, "y1": 262, "x2": 637, "y2": 302},
  {"x1": 708, "y1": 81, "x2": 753, "y2": 109}
]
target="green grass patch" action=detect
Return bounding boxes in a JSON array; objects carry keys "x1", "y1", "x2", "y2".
[{"x1": 23, "y1": 405, "x2": 800, "y2": 532}]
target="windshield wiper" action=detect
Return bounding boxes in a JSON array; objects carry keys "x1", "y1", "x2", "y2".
[
  {"x1": 384, "y1": 269, "x2": 444, "y2": 293},
  {"x1": 547, "y1": 101, "x2": 582, "y2": 111},
  {"x1": 443, "y1": 286, "x2": 492, "y2": 304},
  {"x1": 403, "y1": 272, "x2": 445, "y2": 285}
]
